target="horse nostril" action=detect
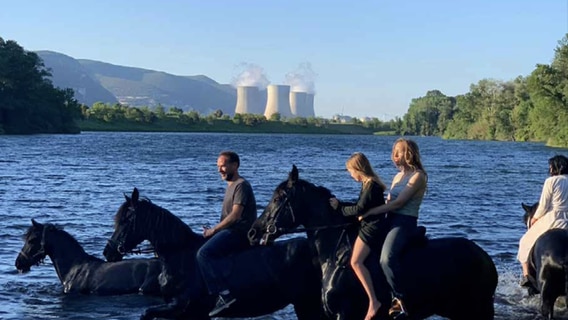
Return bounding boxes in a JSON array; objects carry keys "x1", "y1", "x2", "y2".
[{"x1": 117, "y1": 245, "x2": 125, "y2": 255}]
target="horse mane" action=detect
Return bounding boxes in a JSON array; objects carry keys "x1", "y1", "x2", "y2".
[
  {"x1": 26, "y1": 222, "x2": 99, "y2": 261},
  {"x1": 285, "y1": 178, "x2": 356, "y2": 227},
  {"x1": 288, "y1": 177, "x2": 359, "y2": 264},
  {"x1": 116, "y1": 198, "x2": 203, "y2": 250},
  {"x1": 24, "y1": 222, "x2": 61, "y2": 240},
  {"x1": 281, "y1": 178, "x2": 334, "y2": 199}
]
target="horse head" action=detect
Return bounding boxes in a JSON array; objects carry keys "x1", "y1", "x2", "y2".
[
  {"x1": 103, "y1": 187, "x2": 203, "y2": 263},
  {"x1": 248, "y1": 165, "x2": 365, "y2": 319},
  {"x1": 248, "y1": 165, "x2": 342, "y2": 245},
  {"x1": 15, "y1": 219, "x2": 53, "y2": 273},
  {"x1": 522, "y1": 202, "x2": 539, "y2": 229},
  {"x1": 103, "y1": 187, "x2": 149, "y2": 262}
]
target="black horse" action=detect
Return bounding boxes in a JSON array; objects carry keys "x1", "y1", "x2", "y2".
[
  {"x1": 248, "y1": 166, "x2": 498, "y2": 320},
  {"x1": 102, "y1": 188, "x2": 324, "y2": 320},
  {"x1": 522, "y1": 202, "x2": 568, "y2": 319},
  {"x1": 15, "y1": 219, "x2": 162, "y2": 295}
]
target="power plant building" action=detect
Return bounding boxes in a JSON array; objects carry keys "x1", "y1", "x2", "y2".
[
  {"x1": 234, "y1": 86, "x2": 262, "y2": 114},
  {"x1": 264, "y1": 84, "x2": 293, "y2": 119},
  {"x1": 289, "y1": 91, "x2": 306, "y2": 117},
  {"x1": 234, "y1": 84, "x2": 315, "y2": 118},
  {"x1": 304, "y1": 93, "x2": 315, "y2": 118}
]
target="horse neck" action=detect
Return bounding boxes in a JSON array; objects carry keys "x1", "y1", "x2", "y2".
[
  {"x1": 299, "y1": 194, "x2": 353, "y2": 265},
  {"x1": 141, "y1": 204, "x2": 205, "y2": 256},
  {"x1": 46, "y1": 229, "x2": 101, "y2": 283}
]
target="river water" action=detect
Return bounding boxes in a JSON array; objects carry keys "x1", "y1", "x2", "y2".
[{"x1": 0, "y1": 132, "x2": 566, "y2": 319}]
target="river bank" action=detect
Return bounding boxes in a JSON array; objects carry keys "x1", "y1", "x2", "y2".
[{"x1": 78, "y1": 119, "x2": 393, "y2": 135}]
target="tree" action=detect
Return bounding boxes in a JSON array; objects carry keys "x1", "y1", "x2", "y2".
[
  {"x1": 154, "y1": 104, "x2": 166, "y2": 119},
  {"x1": 403, "y1": 90, "x2": 454, "y2": 136},
  {"x1": 212, "y1": 109, "x2": 223, "y2": 118},
  {"x1": 0, "y1": 37, "x2": 81, "y2": 133}
]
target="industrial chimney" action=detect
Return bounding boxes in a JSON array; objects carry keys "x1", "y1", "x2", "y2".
[
  {"x1": 289, "y1": 91, "x2": 307, "y2": 117},
  {"x1": 264, "y1": 85, "x2": 292, "y2": 119},
  {"x1": 235, "y1": 86, "x2": 262, "y2": 115}
]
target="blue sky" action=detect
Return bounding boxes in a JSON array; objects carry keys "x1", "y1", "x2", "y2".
[{"x1": 1, "y1": 0, "x2": 566, "y2": 119}]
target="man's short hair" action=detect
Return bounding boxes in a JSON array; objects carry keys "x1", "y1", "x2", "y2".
[{"x1": 219, "y1": 151, "x2": 240, "y2": 168}]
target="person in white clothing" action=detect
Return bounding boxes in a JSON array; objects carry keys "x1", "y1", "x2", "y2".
[{"x1": 518, "y1": 155, "x2": 568, "y2": 286}]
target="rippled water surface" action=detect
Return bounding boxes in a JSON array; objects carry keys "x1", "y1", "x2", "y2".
[{"x1": 1, "y1": 132, "x2": 567, "y2": 319}]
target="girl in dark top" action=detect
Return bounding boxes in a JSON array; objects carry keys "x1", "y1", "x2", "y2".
[{"x1": 329, "y1": 152, "x2": 387, "y2": 320}]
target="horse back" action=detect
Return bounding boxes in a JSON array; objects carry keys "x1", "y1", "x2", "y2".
[
  {"x1": 401, "y1": 237, "x2": 497, "y2": 318},
  {"x1": 531, "y1": 228, "x2": 568, "y2": 290},
  {"x1": 223, "y1": 237, "x2": 320, "y2": 306},
  {"x1": 68, "y1": 258, "x2": 162, "y2": 295}
]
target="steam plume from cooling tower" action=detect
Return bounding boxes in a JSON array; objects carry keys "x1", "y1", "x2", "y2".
[
  {"x1": 285, "y1": 63, "x2": 317, "y2": 117},
  {"x1": 232, "y1": 63, "x2": 270, "y2": 88},
  {"x1": 285, "y1": 62, "x2": 317, "y2": 94}
]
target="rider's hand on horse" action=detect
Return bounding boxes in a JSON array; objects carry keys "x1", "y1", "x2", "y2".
[
  {"x1": 329, "y1": 198, "x2": 339, "y2": 210},
  {"x1": 530, "y1": 217, "x2": 539, "y2": 228},
  {"x1": 203, "y1": 226, "x2": 216, "y2": 238}
]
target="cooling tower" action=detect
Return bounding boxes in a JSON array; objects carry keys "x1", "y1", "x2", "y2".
[
  {"x1": 264, "y1": 85, "x2": 293, "y2": 119},
  {"x1": 235, "y1": 86, "x2": 262, "y2": 114},
  {"x1": 304, "y1": 93, "x2": 315, "y2": 117},
  {"x1": 289, "y1": 91, "x2": 307, "y2": 117}
]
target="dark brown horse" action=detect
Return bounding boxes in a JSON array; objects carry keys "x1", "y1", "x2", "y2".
[
  {"x1": 522, "y1": 202, "x2": 568, "y2": 319},
  {"x1": 249, "y1": 165, "x2": 498, "y2": 320},
  {"x1": 15, "y1": 219, "x2": 162, "y2": 295},
  {"x1": 102, "y1": 188, "x2": 325, "y2": 320}
]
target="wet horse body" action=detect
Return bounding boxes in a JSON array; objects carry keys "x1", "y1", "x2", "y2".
[
  {"x1": 249, "y1": 166, "x2": 498, "y2": 320},
  {"x1": 303, "y1": 215, "x2": 388, "y2": 319},
  {"x1": 15, "y1": 219, "x2": 161, "y2": 295},
  {"x1": 522, "y1": 202, "x2": 568, "y2": 319},
  {"x1": 103, "y1": 188, "x2": 324, "y2": 320}
]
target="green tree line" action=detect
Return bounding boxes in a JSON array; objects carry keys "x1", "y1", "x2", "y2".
[
  {"x1": 83, "y1": 101, "x2": 382, "y2": 130},
  {"x1": 0, "y1": 37, "x2": 81, "y2": 134},
  {"x1": 401, "y1": 33, "x2": 568, "y2": 147}
]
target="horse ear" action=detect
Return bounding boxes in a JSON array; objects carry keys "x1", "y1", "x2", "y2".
[
  {"x1": 289, "y1": 165, "x2": 299, "y2": 185},
  {"x1": 521, "y1": 202, "x2": 530, "y2": 213},
  {"x1": 132, "y1": 187, "x2": 139, "y2": 203},
  {"x1": 31, "y1": 219, "x2": 40, "y2": 227}
]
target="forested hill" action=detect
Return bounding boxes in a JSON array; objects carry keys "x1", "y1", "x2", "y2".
[
  {"x1": 36, "y1": 51, "x2": 118, "y2": 106},
  {"x1": 36, "y1": 51, "x2": 237, "y2": 115},
  {"x1": 399, "y1": 33, "x2": 568, "y2": 148}
]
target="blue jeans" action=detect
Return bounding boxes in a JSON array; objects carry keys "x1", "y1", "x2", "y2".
[
  {"x1": 196, "y1": 229, "x2": 249, "y2": 295},
  {"x1": 379, "y1": 213, "x2": 417, "y2": 299}
]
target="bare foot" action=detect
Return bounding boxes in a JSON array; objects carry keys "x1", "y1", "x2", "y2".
[{"x1": 365, "y1": 302, "x2": 381, "y2": 320}]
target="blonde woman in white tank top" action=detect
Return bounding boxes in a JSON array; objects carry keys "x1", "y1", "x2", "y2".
[{"x1": 360, "y1": 138, "x2": 427, "y2": 319}]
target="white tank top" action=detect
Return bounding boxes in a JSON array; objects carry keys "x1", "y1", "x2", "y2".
[{"x1": 388, "y1": 172, "x2": 424, "y2": 218}]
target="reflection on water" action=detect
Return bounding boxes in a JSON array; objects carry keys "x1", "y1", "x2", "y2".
[{"x1": 0, "y1": 132, "x2": 567, "y2": 319}]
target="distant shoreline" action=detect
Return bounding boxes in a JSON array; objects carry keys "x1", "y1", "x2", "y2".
[{"x1": 78, "y1": 119, "x2": 394, "y2": 135}]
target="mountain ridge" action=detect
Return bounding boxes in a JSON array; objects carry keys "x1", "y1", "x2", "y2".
[{"x1": 36, "y1": 51, "x2": 237, "y2": 115}]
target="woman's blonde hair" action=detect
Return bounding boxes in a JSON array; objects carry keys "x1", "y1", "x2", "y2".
[
  {"x1": 392, "y1": 138, "x2": 427, "y2": 176},
  {"x1": 346, "y1": 152, "x2": 387, "y2": 190}
]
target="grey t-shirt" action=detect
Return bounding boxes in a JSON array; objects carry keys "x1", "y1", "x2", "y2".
[{"x1": 221, "y1": 177, "x2": 257, "y2": 234}]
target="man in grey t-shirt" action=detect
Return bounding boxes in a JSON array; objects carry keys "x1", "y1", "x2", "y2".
[{"x1": 196, "y1": 151, "x2": 257, "y2": 317}]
